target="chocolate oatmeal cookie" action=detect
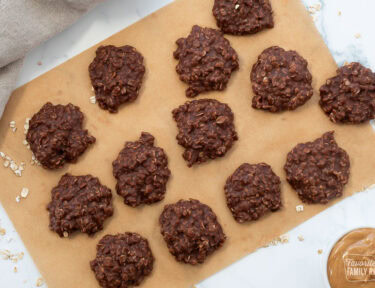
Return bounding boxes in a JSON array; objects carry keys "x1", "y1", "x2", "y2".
[
  {"x1": 251, "y1": 46, "x2": 313, "y2": 112},
  {"x1": 89, "y1": 45, "x2": 145, "y2": 113},
  {"x1": 159, "y1": 199, "x2": 226, "y2": 265},
  {"x1": 213, "y1": 0, "x2": 274, "y2": 35},
  {"x1": 284, "y1": 132, "x2": 350, "y2": 204},
  {"x1": 172, "y1": 99, "x2": 238, "y2": 167},
  {"x1": 319, "y1": 62, "x2": 375, "y2": 123},
  {"x1": 112, "y1": 132, "x2": 171, "y2": 207},
  {"x1": 26, "y1": 102, "x2": 95, "y2": 169},
  {"x1": 90, "y1": 233, "x2": 154, "y2": 288},
  {"x1": 174, "y1": 25, "x2": 239, "y2": 97},
  {"x1": 47, "y1": 174, "x2": 113, "y2": 237},
  {"x1": 225, "y1": 163, "x2": 281, "y2": 223}
]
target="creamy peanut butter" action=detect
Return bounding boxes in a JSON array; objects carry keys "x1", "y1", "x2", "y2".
[{"x1": 328, "y1": 228, "x2": 375, "y2": 288}]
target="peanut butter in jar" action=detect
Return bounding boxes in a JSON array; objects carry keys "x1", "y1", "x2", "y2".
[{"x1": 328, "y1": 228, "x2": 375, "y2": 288}]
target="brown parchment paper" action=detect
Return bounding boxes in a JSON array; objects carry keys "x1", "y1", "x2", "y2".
[{"x1": 1, "y1": 0, "x2": 375, "y2": 287}]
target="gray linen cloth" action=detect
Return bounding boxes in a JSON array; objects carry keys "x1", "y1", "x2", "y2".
[{"x1": 0, "y1": 0, "x2": 104, "y2": 118}]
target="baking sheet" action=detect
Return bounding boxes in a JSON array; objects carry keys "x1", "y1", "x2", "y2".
[{"x1": 1, "y1": 0, "x2": 375, "y2": 287}]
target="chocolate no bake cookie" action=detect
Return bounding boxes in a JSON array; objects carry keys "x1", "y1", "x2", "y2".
[
  {"x1": 89, "y1": 45, "x2": 145, "y2": 113},
  {"x1": 112, "y1": 132, "x2": 171, "y2": 207},
  {"x1": 213, "y1": 0, "x2": 274, "y2": 35},
  {"x1": 319, "y1": 62, "x2": 375, "y2": 124},
  {"x1": 159, "y1": 199, "x2": 226, "y2": 265},
  {"x1": 284, "y1": 131, "x2": 350, "y2": 204},
  {"x1": 172, "y1": 99, "x2": 238, "y2": 167},
  {"x1": 225, "y1": 163, "x2": 281, "y2": 223},
  {"x1": 90, "y1": 233, "x2": 154, "y2": 288},
  {"x1": 174, "y1": 25, "x2": 239, "y2": 97},
  {"x1": 47, "y1": 174, "x2": 113, "y2": 237},
  {"x1": 26, "y1": 102, "x2": 95, "y2": 169},
  {"x1": 251, "y1": 46, "x2": 313, "y2": 112}
]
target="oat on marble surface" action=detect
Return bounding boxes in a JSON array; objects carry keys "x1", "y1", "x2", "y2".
[
  {"x1": 36, "y1": 277, "x2": 44, "y2": 287},
  {"x1": 308, "y1": 3, "x2": 321, "y2": 14},
  {"x1": 298, "y1": 235, "x2": 304, "y2": 241},
  {"x1": 0, "y1": 250, "x2": 24, "y2": 263},
  {"x1": 318, "y1": 249, "x2": 323, "y2": 254}
]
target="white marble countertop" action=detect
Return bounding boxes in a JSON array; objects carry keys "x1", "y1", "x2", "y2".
[{"x1": 1, "y1": 0, "x2": 375, "y2": 287}]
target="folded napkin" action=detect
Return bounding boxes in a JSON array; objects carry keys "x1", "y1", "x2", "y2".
[{"x1": 0, "y1": 0, "x2": 104, "y2": 118}]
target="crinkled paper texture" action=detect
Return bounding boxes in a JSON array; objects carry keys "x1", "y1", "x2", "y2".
[{"x1": 0, "y1": 0, "x2": 375, "y2": 287}]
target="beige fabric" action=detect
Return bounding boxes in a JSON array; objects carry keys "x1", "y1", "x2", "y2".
[{"x1": 0, "y1": 0, "x2": 104, "y2": 118}]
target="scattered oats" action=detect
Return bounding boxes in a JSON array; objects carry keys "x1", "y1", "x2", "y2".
[
  {"x1": 23, "y1": 140, "x2": 28, "y2": 145},
  {"x1": 24, "y1": 118, "x2": 31, "y2": 134},
  {"x1": 0, "y1": 250, "x2": 24, "y2": 263},
  {"x1": 3, "y1": 160, "x2": 10, "y2": 168},
  {"x1": 10, "y1": 162, "x2": 18, "y2": 171},
  {"x1": 318, "y1": 249, "x2": 323, "y2": 254},
  {"x1": 263, "y1": 234, "x2": 290, "y2": 247},
  {"x1": 280, "y1": 234, "x2": 289, "y2": 243},
  {"x1": 308, "y1": 3, "x2": 321, "y2": 15},
  {"x1": 36, "y1": 277, "x2": 45, "y2": 287},
  {"x1": 89, "y1": 96, "x2": 97, "y2": 104},
  {"x1": 11, "y1": 127, "x2": 17, "y2": 133},
  {"x1": 63, "y1": 231, "x2": 69, "y2": 238},
  {"x1": 338, "y1": 11, "x2": 342, "y2": 16},
  {"x1": 298, "y1": 235, "x2": 304, "y2": 241},
  {"x1": 30, "y1": 153, "x2": 41, "y2": 166},
  {"x1": 13, "y1": 266, "x2": 18, "y2": 273},
  {"x1": 296, "y1": 205, "x2": 304, "y2": 212},
  {"x1": 235, "y1": 4, "x2": 240, "y2": 9},
  {"x1": 0, "y1": 152, "x2": 27, "y2": 175},
  {"x1": 355, "y1": 33, "x2": 361, "y2": 39},
  {"x1": 0, "y1": 228, "x2": 6, "y2": 236},
  {"x1": 20, "y1": 187, "x2": 29, "y2": 198},
  {"x1": 9, "y1": 121, "x2": 16, "y2": 128},
  {"x1": 0, "y1": 249, "x2": 11, "y2": 260},
  {"x1": 15, "y1": 196, "x2": 21, "y2": 203}
]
